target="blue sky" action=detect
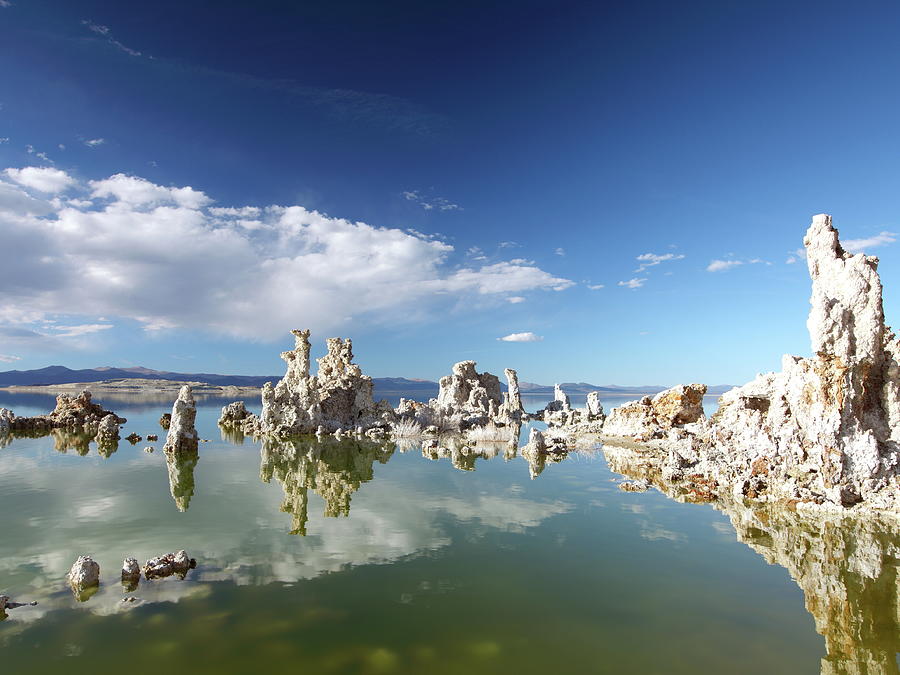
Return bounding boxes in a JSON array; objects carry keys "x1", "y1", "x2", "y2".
[{"x1": 1, "y1": 0, "x2": 899, "y2": 386}]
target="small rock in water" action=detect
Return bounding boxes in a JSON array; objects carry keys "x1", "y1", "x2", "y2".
[
  {"x1": 67, "y1": 555, "x2": 100, "y2": 595},
  {"x1": 619, "y1": 480, "x2": 651, "y2": 492},
  {"x1": 159, "y1": 413, "x2": 172, "y2": 429},
  {"x1": 125, "y1": 432, "x2": 142, "y2": 444},
  {"x1": 143, "y1": 446, "x2": 155, "y2": 453},
  {"x1": 142, "y1": 550, "x2": 196, "y2": 580},
  {"x1": 146, "y1": 434, "x2": 158, "y2": 441}
]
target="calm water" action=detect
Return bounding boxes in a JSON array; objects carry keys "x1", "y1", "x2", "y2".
[{"x1": 1, "y1": 391, "x2": 897, "y2": 674}]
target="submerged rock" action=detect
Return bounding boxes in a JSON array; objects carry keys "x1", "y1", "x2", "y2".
[{"x1": 163, "y1": 386, "x2": 198, "y2": 454}]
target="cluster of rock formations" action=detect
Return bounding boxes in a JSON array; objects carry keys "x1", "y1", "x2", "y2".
[
  {"x1": 0, "y1": 391, "x2": 126, "y2": 451},
  {"x1": 65, "y1": 550, "x2": 196, "y2": 600},
  {"x1": 582, "y1": 215, "x2": 900, "y2": 514}
]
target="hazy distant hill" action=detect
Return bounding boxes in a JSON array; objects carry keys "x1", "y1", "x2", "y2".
[{"x1": 0, "y1": 365, "x2": 733, "y2": 397}]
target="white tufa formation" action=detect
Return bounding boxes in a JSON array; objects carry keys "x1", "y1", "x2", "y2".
[
  {"x1": 253, "y1": 330, "x2": 390, "y2": 435},
  {"x1": 163, "y1": 385, "x2": 199, "y2": 454},
  {"x1": 705, "y1": 214, "x2": 900, "y2": 509},
  {"x1": 67, "y1": 555, "x2": 100, "y2": 591},
  {"x1": 602, "y1": 385, "x2": 707, "y2": 439}
]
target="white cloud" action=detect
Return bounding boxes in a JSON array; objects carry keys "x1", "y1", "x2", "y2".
[
  {"x1": 843, "y1": 231, "x2": 897, "y2": 254},
  {"x1": 707, "y1": 259, "x2": 742, "y2": 272},
  {"x1": 587, "y1": 284, "x2": 605, "y2": 290},
  {"x1": 506, "y1": 296, "x2": 526, "y2": 303},
  {"x1": 634, "y1": 252, "x2": 685, "y2": 272},
  {"x1": 617, "y1": 278, "x2": 647, "y2": 289},
  {"x1": 4, "y1": 167, "x2": 76, "y2": 194},
  {"x1": 90, "y1": 173, "x2": 212, "y2": 208},
  {"x1": 84, "y1": 138, "x2": 106, "y2": 148},
  {"x1": 0, "y1": 138, "x2": 9, "y2": 144},
  {"x1": 554, "y1": 247, "x2": 565, "y2": 256},
  {"x1": 0, "y1": 1, "x2": 11, "y2": 8},
  {"x1": 498, "y1": 332, "x2": 543, "y2": 342},
  {"x1": 785, "y1": 248, "x2": 806, "y2": 264},
  {"x1": 706, "y1": 258, "x2": 769, "y2": 272},
  {"x1": 81, "y1": 20, "x2": 143, "y2": 57},
  {"x1": 403, "y1": 189, "x2": 460, "y2": 212},
  {"x1": 0, "y1": 168, "x2": 574, "y2": 340},
  {"x1": 0, "y1": 354, "x2": 20, "y2": 363},
  {"x1": 50, "y1": 323, "x2": 113, "y2": 338}
]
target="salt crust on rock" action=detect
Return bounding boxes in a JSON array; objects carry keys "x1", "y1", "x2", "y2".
[
  {"x1": 163, "y1": 385, "x2": 199, "y2": 454},
  {"x1": 597, "y1": 214, "x2": 900, "y2": 514}
]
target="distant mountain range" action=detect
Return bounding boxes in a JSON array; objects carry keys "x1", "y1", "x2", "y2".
[{"x1": 0, "y1": 365, "x2": 734, "y2": 397}]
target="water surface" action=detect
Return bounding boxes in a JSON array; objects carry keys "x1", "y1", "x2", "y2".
[{"x1": 0, "y1": 391, "x2": 896, "y2": 674}]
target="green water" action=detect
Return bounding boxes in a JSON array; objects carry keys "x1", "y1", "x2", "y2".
[{"x1": 0, "y1": 392, "x2": 897, "y2": 674}]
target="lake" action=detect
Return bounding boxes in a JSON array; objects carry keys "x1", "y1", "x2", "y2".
[{"x1": 0, "y1": 390, "x2": 897, "y2": 674}]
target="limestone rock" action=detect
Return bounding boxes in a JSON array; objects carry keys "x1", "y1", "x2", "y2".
[
  {"x1": 435, "y1": 360, "x2": 502, "y2": 418},
  {"x1": 258, "y1": 330, "x2": 390, "y2": 435},
  {"x1": 9, "y1": 391, "x2": 125, "y2": 434},
  {"x1": 163, "y1": 386, "x2": 198, "y2": 454},
  {"x1": 121, "y1": 558, "x2": 141, "y2": 583},
  {"x1": 142, "y1": 550, "x2": 195, "y2": 580},
  {"x1": 602, "y1": 384, "x2": 707, "y2": 438},
  {"x1": 218, "y1": 400, "x2": 250, "y2": 426},
  {"x1": 94, "y1": 414, "x2": 121, "y2": 443},
  {"x1": 704, "y1": 215, "x2": 900, "y2": 510},
  {"x1": 0, "y1": 408, "x2": 13, "y2": 434},
  {"x1": 67, "y1": 555, "x2": 100, "y2": 591},
  {"x1": 498, "y1": 368, "x2": 525, "y2": 419}
]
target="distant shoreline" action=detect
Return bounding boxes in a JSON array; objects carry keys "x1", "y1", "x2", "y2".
[{"x1": 0, "y1": 378, "x2": 261, "y2": 397}]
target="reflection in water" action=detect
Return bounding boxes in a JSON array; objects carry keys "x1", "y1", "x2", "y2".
[
  {"x1": 51, "y1": 429, "x2": 93, "y2": 456},
  {"x1": 604, "y1": 446, "x2": 900, "y2": 674},
  {"x1": 166, "y1": 448, "x2": 199, "y2": 512},
  {"x1": 259, "y1": 436, "x2": 394, "y2": 535}
]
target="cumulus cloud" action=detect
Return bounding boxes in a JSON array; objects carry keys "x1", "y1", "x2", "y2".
[
  {"x1": 634, "y1": 252, "x2": 685, "y2": 272},
  {"x1": 0, "y1": 354, "x2": 20, "y2": 363},
  {"x1": 587, "y1": 284, "x2": 605, "y2": 290},
  {"x1": 506, "y1": 296, "x2": 526, "y2": 303},
  {"x1": 617, "y1": 278, "x2": 647, "y2": 289},
  {"x1": 0, "y1": 168, "x2": 574, "y2": 340},
  {"x1": 843, "y1": 231, "x2": 897, "y2": 254},
  {"x1": 554, "y1": 247, "x2": 565, "y2": 256},
  {"x1": 498, "y1": 332, "x2": 543, "y2": 342},
  {"x1": 84, "y1": 138, "x2": 106, "y2": 148},
  {"x1": 4, "y1": 167, "x2": 76, "y2": 194}
]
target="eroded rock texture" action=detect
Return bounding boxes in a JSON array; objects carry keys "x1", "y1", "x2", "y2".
[
  {"x1": 249, "y1": 330, "x2": 390, "y2": 436},
  {"x1": 602, "y1": 384, "x2": 707, "y2": 439},
  {"x1": 705, "y1": 214, "x2": 900, "y2": 510},
  {"x1": 8, "y1": 391, "x2": 125, "y2": 435},
  {"x1": 599, "y1": 214, "x2": 900, "y2": 513},
  {"x1": 435, "y1": 360, "x2": 502, "y2": 418},
  {"x1": 163, "y1": 385, "x2": 199, "y2": 454},
  {"x1": 67, "y1": 555, "x2": 100, "y2": 599}
]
